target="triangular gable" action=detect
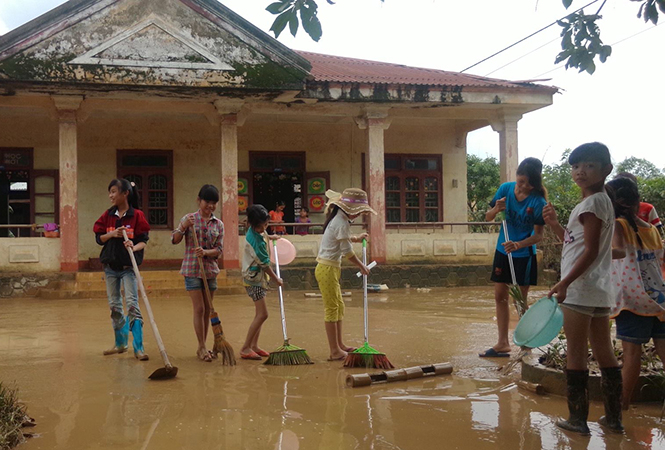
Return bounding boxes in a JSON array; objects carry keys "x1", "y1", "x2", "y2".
[
  {"x1": 0, "y1": 0, "x2": 311, "y2": 90},
  {"x1": 69, "y1": 16, "x2": 232, "y2": 70}
]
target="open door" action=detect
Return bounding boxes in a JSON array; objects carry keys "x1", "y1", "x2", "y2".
[{"x1": 30, "y1": 170, "x2": 59, "y2": 236}]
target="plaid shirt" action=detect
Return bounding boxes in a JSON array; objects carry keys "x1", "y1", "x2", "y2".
[{"x1": 178, "y1": 211, "x2": 224, "y2": 278}]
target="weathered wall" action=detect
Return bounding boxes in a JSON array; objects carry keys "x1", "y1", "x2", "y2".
[
  {"x1": 0, "y1": 101, "x2": 478, "y2": 265},
  {"x1": 0, "y1": 237, "x2": 61, "y2": 272}
]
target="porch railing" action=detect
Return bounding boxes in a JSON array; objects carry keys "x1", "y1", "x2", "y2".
[
  {"x1": 0, "y1": 224, "x2": 51, "y2": 238},
  {"x1": 238, "y1": 221, "x2": 500, "y2": 234}
]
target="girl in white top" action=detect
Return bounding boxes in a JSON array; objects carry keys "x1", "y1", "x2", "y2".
[
  {"x1": 544, "y1": 142, "x2": 623, "y2": 435},
  {"x1": 315, "y1": 189, "x2": 374, "y2": 361}
]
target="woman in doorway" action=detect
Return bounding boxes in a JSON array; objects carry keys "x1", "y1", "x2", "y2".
[
  {"x1": 479, "y1": 158, "x2": 547, "y2": 358},
  {"x1": 269, "y1": 200, "x2": 287, "y2": 235}
]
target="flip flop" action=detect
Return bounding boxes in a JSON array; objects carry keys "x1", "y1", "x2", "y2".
[
  {"x1": 253, "y1": 349, "x2": 270, "y2": 357},
  {"x1": 240, "y1": 351, "x2": 262, "y2": 360},
  {"x1": 478, "y1": 348, "x2": 510, "y2": 358},
  {"x1": 327, "y1": 354, "x2": 346, "y2": 361},
  {"x1": 342, "y1": 347, "x2": 357, "y2": 352}
]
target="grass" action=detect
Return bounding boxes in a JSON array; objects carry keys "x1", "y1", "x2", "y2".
[{"x1": 0, "y1": 383, "x2": 27, "y2": 450}]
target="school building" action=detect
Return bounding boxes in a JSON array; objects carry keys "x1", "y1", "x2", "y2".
[{"x1": 0, "y1": 0, "x2": 556, "y2": 286}]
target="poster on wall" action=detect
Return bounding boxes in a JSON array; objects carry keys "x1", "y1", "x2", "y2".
[
  {"x1": 238, "y1": 177, "x2": 248, "y2": 195},
  {"x1": 307, "y1": 177, "x2": 326, "y2": 194},
  {"x1": 238, "y1": 196, "x2": 248, "y2": 213},
  {"x1": 308, "y1": 195, "x2": 325, "y2": 213}
]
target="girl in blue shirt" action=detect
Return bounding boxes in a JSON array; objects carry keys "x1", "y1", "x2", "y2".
[{"x1": 479, "y1": 158, "x2": 547, "y2": 358}]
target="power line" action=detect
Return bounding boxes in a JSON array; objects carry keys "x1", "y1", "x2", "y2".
[
  {"x1": 460, "y1": 0, "x2": 600, "y2": 73},
  {"x1": 484, "y1": 36, "x2": 559, "y2": 77}
]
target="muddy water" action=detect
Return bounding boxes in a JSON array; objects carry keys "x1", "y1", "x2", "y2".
[{"x1": 1, "y1": 287, "x2": 663, "y2": 449}]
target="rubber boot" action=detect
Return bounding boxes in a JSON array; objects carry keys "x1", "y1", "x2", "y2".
[
  {"x1": 103, "y1": 319, "x2": 129, "y2": 355},
  {"x1": 598, "y1": 367, "x2": 625, "y2": 434},
  {"x1": 556, "y1": 369, "x2": 590, "y2": 435},
  {"x1": 131, "y1": 320, "x2": 149, "y2": 361}
]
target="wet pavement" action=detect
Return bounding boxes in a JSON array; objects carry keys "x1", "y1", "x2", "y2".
[{"x1": 1, "y1": 286, "x2": 664, "y2": 449}]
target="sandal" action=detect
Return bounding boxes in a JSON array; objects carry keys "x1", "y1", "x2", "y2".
[
  {"x1": 240, "y1": 351, "x2": 262, "y2": 360},
  {"x1": 197, "y1": 349, "x2": 213, "y2": 362},
  {"x1": 253, "y1": 349, "x2": 270, "y2": 357}
]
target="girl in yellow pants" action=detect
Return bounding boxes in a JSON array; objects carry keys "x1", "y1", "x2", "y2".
[{"x1": 315, "y1": 188, "x2": 375, "y2": 361}]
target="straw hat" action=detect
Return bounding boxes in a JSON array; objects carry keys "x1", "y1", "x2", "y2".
[{"x1": 324, "y1": 188, "x2": 377, "y2": 215}]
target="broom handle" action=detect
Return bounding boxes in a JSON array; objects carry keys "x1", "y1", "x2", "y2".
[
  {"x1": 501, "y1": 219, "x2": 518, "y2": 286},
  {"x1": 122, "y1": 230, "x2": 173, "y2": 369},
  {"x1": 273, "y1": 240, "x2": 289, "y2": 342},
  {"x1": 362, "y1": 239, "x2": 369, "y2": 344},
  {"x1": 190, "y1": 228, "x2": 215, "y2": 315}
]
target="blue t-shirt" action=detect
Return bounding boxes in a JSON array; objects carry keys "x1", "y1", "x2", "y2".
[{"x1": 490, "y1": 182, "x2": 546, "y2": 258}]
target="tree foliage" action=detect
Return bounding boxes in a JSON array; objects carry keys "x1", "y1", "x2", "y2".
[
  {"x1": 558, "y1": 0, "x2": 664, "y2": 74},
  {"x1": 466, "y1": 155, "x2": 500, "y2": 222},
  {"x1": 266, "y1": 0, "x2": 663, "y2": 74},
  {"x1": 614, "y1": 156, "x2": 663, "y2": 180}
]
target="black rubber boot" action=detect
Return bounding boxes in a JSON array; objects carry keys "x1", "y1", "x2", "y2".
[
  {"x1": 556, "y1": 369, "x2": 591, "y2": 435},
  {"x1": 598, "y1": 366, "x2": 624, "y2": 434}
]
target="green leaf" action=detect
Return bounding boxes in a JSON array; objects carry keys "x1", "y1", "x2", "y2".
[
  {"x1": 584, "y1": 58, "x2": 596, "y2": 75},
  {"x1": 658, "y1": 0, "x2": 665, "y2": 14},
  {"x1": 562, "y1": 0, "x2": 573, "y2": 8},
  {"x1": 269, "y1": 9, "x2": 292, "y2": 38},
  {"x1": 301, "y1": 11, "x2": 322, "y2": 41},
  {"x1": 266, "y1": 1, "x2": 292, "y2": 15},
  {"x1": 289, "y1": 10, "x2": 299, "y2": 37}
]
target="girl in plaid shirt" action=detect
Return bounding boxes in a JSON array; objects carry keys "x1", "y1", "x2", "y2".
[{"x1": 172, "y1": 185, "x2": 224, "y2": 362}]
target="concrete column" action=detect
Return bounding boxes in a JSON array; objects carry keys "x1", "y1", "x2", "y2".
[
  {"x1": 491, "y1": 113, "x2": 522, "y2": 183},
  {"x1": 355, "y1": 110, "x2": 391, "y2": 264},
  {"x1": 52, "y1": 96, "x2": 83, "y2": 272},
  {"x1": 215, "y1": 100, "x2": 246, "y2": 269}
]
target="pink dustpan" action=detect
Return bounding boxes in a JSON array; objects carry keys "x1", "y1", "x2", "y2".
[{"x1": 270, "y1": 238, "x2": 297, "y2": 265}]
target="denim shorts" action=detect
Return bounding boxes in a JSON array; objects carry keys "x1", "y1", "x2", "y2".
[
  {"x1": 615, "y1": 310, "x2": 665, "y2": 344},
  {"x1": 184, "y1": 277, "x2": 217, "y2": 292}
]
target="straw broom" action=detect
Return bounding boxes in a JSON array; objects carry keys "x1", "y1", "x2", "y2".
[
  {"x1": 191, "y1": 229, "x2": 235, "y2": 366},
  {"x1": 265, "y1": 240, "x2": 313, "y2": 365},
  {"x1": 344, "y1": 239, "x2": 394, "y2": 370}
]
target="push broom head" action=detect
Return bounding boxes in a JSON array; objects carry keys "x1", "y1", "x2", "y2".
[
  {"x1": 210, "y1": 312, "x2": 236, "y2": 366},
  {"x1": 343, "y1": 342, "x2": 394, "y2": 369},
  {"x1": 264, "y1": 340, "x2": 313, "y2": 366}
]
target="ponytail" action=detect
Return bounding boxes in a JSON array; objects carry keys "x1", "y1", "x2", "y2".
[
  {"x1": 108, "y1": 178, "x2": 141, "y2": 210},
  {"x1": 323, "y1": 204, "x2": 341, "y2": 232},
  {"x1": 606, "y1": 177, "x2": 642, "y2": 247}
]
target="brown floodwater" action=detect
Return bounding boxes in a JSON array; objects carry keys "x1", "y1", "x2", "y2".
[{"x1": 1, "y1": 286, "x2": 664, "y2": 449}]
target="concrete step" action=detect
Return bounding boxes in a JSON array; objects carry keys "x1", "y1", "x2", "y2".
[
  {"x1": 54, "y1": 277, "x2": 241, "y2": 292},
  {"x1": 75, "y1": 270, "x2": 230, "y2": 282},
  {"x1": 37, "y1": 285, "x2": 246, "y2": 300}
]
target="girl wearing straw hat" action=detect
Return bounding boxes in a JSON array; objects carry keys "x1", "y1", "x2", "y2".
[{"x1": 316, "y1": 188, "x2": 375, "y2": 361}]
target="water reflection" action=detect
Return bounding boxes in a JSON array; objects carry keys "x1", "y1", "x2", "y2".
[{"x1": 1, "y1": 290, "x2": 664, "y2": 449}]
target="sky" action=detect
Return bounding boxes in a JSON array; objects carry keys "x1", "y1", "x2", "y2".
[{"x1": 1, "y1": 0, "x2": 663, "y2": 171}]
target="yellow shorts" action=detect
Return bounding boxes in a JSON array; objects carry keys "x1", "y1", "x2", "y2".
[{"x1": 315, "y1": 263, "x2": 344, "y2": 322}]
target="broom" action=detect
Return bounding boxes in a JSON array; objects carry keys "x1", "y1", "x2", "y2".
[
  {"x1": 502, "y1": 214, "x2": 527, "y2": 316},
  {"x1": 191, "y1": 228, "x2": 235, "y2": 366},
  {"x1": 500, "y1": 213, "x2": 530, "y2": 374},
  {"x1": 344, "y1": 239, "x2": 394, "y2": 369},
  {"x1": 265, "y1": 239, "x2": 313, "y2": 365}
]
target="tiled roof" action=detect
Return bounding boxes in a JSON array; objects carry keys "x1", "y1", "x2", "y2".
[{"x1": 296, "y1": 50, "x2": 554, "y2": 91}]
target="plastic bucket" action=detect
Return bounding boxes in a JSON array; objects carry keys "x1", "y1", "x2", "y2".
[
  {"x1": 270, "y1": 238, "x2": 297, "y2": 265},
  {"x1": 513, "y1": 297, "x2": 563, "y2": 348}
]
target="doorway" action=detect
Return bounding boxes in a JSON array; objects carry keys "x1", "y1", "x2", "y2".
[{"x1": 250, "y1": 152, "x2": 305, "y2": 233}]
